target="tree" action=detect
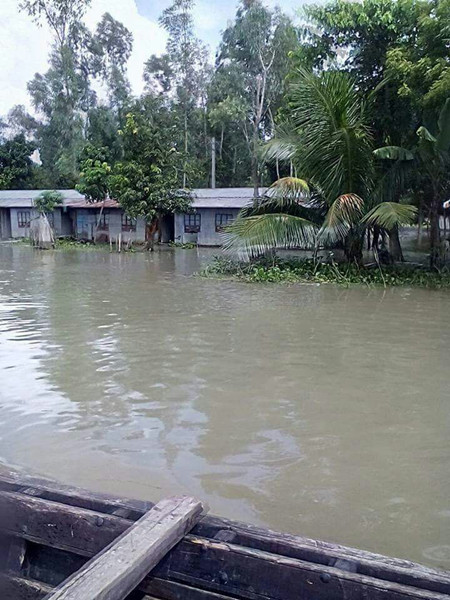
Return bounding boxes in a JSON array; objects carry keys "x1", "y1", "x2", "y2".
[
  {"x1": 375, "y1": 99, "x2": 450, "y2": 267},
  {"x1": 299, "y1": 0, "x2": 450, "y2": 147},
  {"x1": 224, "y1": 69, "x2": 417, "y2": 261},
  {"x1": 95, "y1": 13, "x2": 133, "y2": 116},
  {"x1": 34, "y1": 190, "x2": 63, "y2": 214},
  {"x1": 20, "y1": 0, "x2": 96, "y2": 186},
  {"x1": 109, "y1": 100, "x2": 192, "y2": 248},
  {"x1": 145, "y1": 0, "x2": 211, "y2": 188},
  {"x1": 76, "y1": 145, "x2": 112, "y2": 202},
  {"x1": 0, "y1": 134, "x2": 37, "y2": 189},
  {"x1": 216, "y1": 0, "x2": 298, "y2": 196}
]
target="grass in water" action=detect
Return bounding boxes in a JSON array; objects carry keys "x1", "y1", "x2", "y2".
[{"x1": 201, "y1": 256, "x2": 450, "y2": 289}]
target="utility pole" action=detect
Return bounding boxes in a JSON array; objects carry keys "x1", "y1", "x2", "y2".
[{"x1": 211, "y1": 137, "x2": 216, "y2": 189}]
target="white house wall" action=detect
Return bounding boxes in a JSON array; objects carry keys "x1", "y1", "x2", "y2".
[{"x1": 175, "y1": 208, "x2": 241, "y2": 246}]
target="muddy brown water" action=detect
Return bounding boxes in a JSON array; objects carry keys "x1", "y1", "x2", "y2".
[{"x1": 0, "y1": 243, "x2": 449, "y2": 569}]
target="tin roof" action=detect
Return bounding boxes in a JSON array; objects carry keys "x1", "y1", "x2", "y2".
[
  {"x1": 0, "y1": 188, "x2": 259, "y2": 209},
  {"x1": 0, "y1": 190, "x2": 84, "y2": 208},
  {"x1": 191, "y1": 188, "x2": 259, "y2": 209}
]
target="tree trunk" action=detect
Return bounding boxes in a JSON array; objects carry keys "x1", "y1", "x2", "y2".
[
  {"x1": 251, "y1": 127, "x2": 259, "y2": 200},
  {"x1": 389, "y1": 225, "x2": 404, "y2": 262},
  {"x1": 429, "y1": 194, "x2": 441, "y2": 269},
  {"x1": 344, "y1": 231, "x2": 363, "y2": 264},
  {"x1": 183, "y1": 110, "x2": 188, "y2": 188},
  {"x1": 417, "y1": 196, "x2": 423, "y2": 243},
  {"x1": 145, "y1": 216, "x2": 159, "y2": 251}
]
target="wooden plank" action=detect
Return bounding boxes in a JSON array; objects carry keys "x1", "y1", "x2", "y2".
[
  {"x1": 42, "y1": 496, "x2": 205, "y2": 600},
  {"x1": 0, "y1": 473, "x2": 150, "y2": 521},
  {"x1": 0, "y1": 574, "x2": 232, "y2": 600},
  {"x1": 1, "y1": 473, "x2": 449, "y2": 596},
  {"x1": 22, "y1": 544, "x2": 235, "y2": 600},
  {"x1": 2, "y1": 479, "x2": 450, "y2": 599},
  {"x1": 195, "y1": 517, "x2": 450, "y2": 594},
  {"x1": 1, "y1": 491, "x2": 449, "y2": 600},
  {"x1": 148, "y1": 536, "x2": 450, "y2": 600},
  {"x1": 0, "y1": 574, "x2": 52, "y2": 600}
]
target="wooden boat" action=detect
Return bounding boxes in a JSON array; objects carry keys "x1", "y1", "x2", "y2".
[{"x1": 0, "y1": 468, "x2": 449, "y2": 600}]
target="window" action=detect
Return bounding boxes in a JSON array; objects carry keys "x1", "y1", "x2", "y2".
[
  {"x1": 121, "y1": 213, "x2": 136, "y2": 231},
  {"x1": 96, "y1": 210, "x2": 109, "y2": 231},
  {"x1": 184, "y1": 213, "x2": 201, "y2": 233},
  {"x1": 17, "y1": 211, "x2": 31, "y2": 228},
  {"x1": 215, "y1": 213, "x2": 234, "y2": 232}
]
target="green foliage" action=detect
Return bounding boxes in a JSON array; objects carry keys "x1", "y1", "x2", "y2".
[
  {"x1": 0, "y1": 134, "x2": 37, "y2": 189},
  {"x1": 76, "y1": 145, "x2": 112, "y2": 202},
  {"x1": 226, "y1": 70, "x2": 416, "y2": 260},
  {"x1": 109, "y1": 105, "x2": 192, "y2": 221},
  {"x1": 202, "y1": 256, "x2": 450, "y2": 289},
  {"x1": 169, "y1": 241, "x2": 197, "y2": 249},
  {"x1": 34, "y1": 190, "x2": 63, "y2": 214},
  {"x1": 298, "y1": 0, "x2": 450, "y2": 148},
  {"x1": 213, "y1": 0, "x2": 298, "y2": 190}
]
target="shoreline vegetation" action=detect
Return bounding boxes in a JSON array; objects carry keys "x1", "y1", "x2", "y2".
[{"x1": 200, "y1": 256, "x2": 450, "y2": 289}]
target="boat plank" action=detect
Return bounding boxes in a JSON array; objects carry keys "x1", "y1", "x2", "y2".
[
  {"x1": 1, "y1": 491, "x2": 449, "y2": 600},
  {"x1": 149, "y1": 537, "x2": 450, "y2": 600},
  {"x1": 197, "y1": 518, "x2": 450, "y2": 594},
  {"x1": 42, "y1": 496, "x2": 205, "y2": 600},
  {"x1": 0, "y1": 573, "x2": 52, "y2": 600},
  {"x1": 1, "y1": 473, "x2": 449, "y2": 595}
]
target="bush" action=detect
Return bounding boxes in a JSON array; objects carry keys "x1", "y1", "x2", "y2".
[{"x1": 201, "y1": 256, "x2": 450, "y2": 289}]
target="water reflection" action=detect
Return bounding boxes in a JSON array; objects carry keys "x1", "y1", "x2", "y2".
[{"x1": 0, "y1": 244, "x2": 449, "y2": 568}]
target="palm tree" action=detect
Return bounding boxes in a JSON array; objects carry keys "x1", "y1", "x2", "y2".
[
  {"x1": 375, "y1": 99, "x2": 450, "y2": 268},
  {"x1": 224, "y1": 69, "x2": 416, "y2": 262}
]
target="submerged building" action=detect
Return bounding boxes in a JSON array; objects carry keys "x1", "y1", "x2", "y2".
[{"x1": 0, "y1": 188, "x2": 254, "y2": 246}]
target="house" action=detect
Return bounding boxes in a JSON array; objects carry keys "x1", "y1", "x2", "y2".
[
  {"x1": 0, "y1": 189, "x2": 78, "y2": 240},
  {"x1": 0, "y1": 190, "x2": 147, "y2": 243},
  {"x1": 174, "y1": 188, "x2": 254, "y2": 246},
  {"x1": 0, "y1": 187, "x2": 255, "y2": 246}
]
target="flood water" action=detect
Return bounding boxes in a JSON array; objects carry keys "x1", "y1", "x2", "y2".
[{"x1": 0, "y1": 243, "x2": 449, "y2": 569}]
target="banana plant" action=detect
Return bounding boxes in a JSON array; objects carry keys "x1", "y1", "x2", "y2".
[{"x1": 375, "y1": 99, "x2": 450, "y2": 267}]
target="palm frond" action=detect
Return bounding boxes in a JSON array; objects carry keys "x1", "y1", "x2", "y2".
[
  {"x1": 263, "y1": 124, "x2": 301, "y2": 163},
  {"x1": 286, "y1": 68, "x2": 374, "y2": 203},
  {"x1": 222, "y1": 213, "x2": 317, "y2": 257},
  {"x1": 320, "y1": 193, "x2": 364, "y2": 243},
  {"x1": 374, "y1": 146, "x2": 414, "y2": 161},
  {"x1": 362, "y1": 202, "x2": 417, "y2": 230},
  {"x1": 265, "y1": 177, "x2": 310, "y2": 203}
]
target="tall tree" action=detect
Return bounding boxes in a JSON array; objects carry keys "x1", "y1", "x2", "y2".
[
  {"x1": 145, "y1": 0, "x2": 211, "y2": 188},
  {"x1": 95, "y1": 13, "x2": 133, "y2": 117},
  {"x1": 216, "y1": 0, "x2": 298, "y2": 196},
  {"x1": 20, "y1": 0, "x2": 96, "y2": 186}
]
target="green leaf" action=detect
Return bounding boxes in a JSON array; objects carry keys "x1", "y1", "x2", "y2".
[
  {"x1": 222, "y1": 213, "x2": 317, "y2": 257},
  {"x1": 362, "y1": 202, "x2": 417, "y2": 230},
  {"x1": 374, "y1": 146, "x2": 414, "y2": 161},
  {"x1": 437, "y1": 98, "x2": 450, "y2": 152},
  {"x1": 416, "y1": 126, "x2": 437, "y2": 143},
  {"x1": 320, "y1": 193, "x2": 364, "y2": 242},
  {"x1": 265, "y1": 177, "x2": 310, "y2": 203}
]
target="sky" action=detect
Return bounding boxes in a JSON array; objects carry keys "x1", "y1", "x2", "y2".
[{"x1": 0, "y1": 0, "x2": 303, "y2": 117}]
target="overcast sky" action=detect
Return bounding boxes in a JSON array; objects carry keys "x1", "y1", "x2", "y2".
[{"x1": 0, "y1": 0, "x2": 304, "y2": 117}]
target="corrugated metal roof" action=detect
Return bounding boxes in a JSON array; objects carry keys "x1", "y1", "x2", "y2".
[
  {"x1": 0, "y1": 188, "x2": 259, "y2": 209},
  {"x1": 0, "y1": 190, "x2": 84, "y2": 208},
  {"x1": 191, "y1": 188, "x2": 259, "y2": 208}
]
